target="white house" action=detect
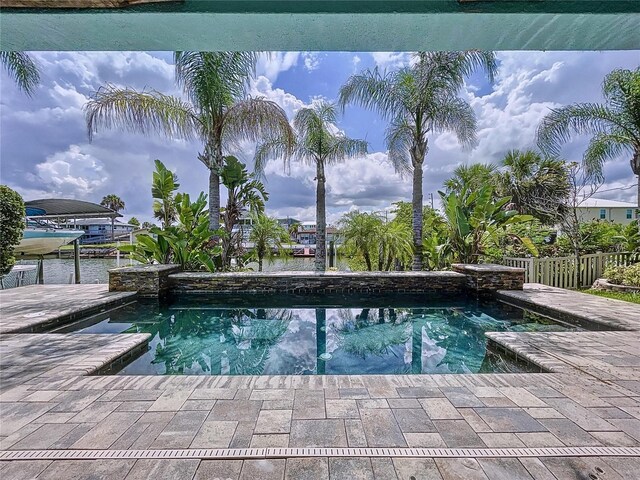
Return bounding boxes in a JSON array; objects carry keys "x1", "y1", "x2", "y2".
[
  {"x1": 62, "y1": 218, "x2": 137, "y2": 244},
  {"x1": 295, "y1": 221, "x2": 338, "y2": 245},
  {"x1": 575, "y1": 198, "x2": 637, "y2": 225}
]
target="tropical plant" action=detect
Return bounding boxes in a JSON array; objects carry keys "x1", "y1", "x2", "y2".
[
  {"x1": 496, "y1": 150, "x2": 570, "y2": 225},
  {"x1": 439, "y1": 185, "x2": 537, "y2": 264},
  {"x1": 141, "y1": 221, "x2": 156, "y2": 229},
  {"x1": 128, "y1": 217, "x2": 140, "y2": 227},
  {"x1": 120, "y1": 191, "x2": 222, "y2": 270},
  {"x1": 339, "y1": 51, "x2": 497, "y2": 270},
  {"x1": 604, "y1": 263, "x2": 640, "y2": 287},
  {"x1": 248, "y1": 212, "x2": 291, "y2": 271},
  {"x1": 151, "y1": 159, "x2": 180, "y2": 229},
  {"x1": 220, "y1": 155, "x2": 268, "y2": 267},
  {"x1": 0, "y1": 52, "x2": 40, "y2": 97},
  {"x1": 537, "y1": 67, "x2": 640, "y2": 212},
  {"x1": 100, "y1": 194, "x2": 125, "y2": 213},
  {"x1": 339, "y1": 211, "x2": 412, "y2": 271},
  {"x1": 85, "y1": 52, "x2": 294, "y2": 232},
  {"x1": 255, "y1": 101, "x2": 368, "y2": 271},
  {"x1": 0, "y1": 186, "x2": 25, "y2": 275}
]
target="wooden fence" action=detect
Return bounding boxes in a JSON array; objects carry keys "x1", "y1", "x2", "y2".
[{"x1": 503, "y1": 252, "x2": 638, "y2": 289}]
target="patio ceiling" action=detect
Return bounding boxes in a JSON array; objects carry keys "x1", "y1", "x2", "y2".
[{"x1": 1, "y1": 0, "x2": 639, "y2": 51}]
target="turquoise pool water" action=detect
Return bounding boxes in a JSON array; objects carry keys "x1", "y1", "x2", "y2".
[{"x1": 59, "y1": 294, "x2": 575, "y2": 375}]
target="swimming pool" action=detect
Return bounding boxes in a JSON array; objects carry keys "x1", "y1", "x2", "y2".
[{"x1": 57, "y1": 293, "x2": 576, "y2": 376}]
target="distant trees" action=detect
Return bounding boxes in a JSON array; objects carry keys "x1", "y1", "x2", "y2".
[
  {"x1": 100, "y1": 194, "x2": 125, "y2": 213},
  {"x1": 128, "y1": 217, "x2": 140, "y2": 227},
  {"x1": 249, "y1": 212, "x2": 290, "y2": 271},
  {"x1": 339, "y1": 211, "x2": 412, "y2": 271},
  {"x1": 0, "y1": 186, "x2": 25, "y2": 275}
]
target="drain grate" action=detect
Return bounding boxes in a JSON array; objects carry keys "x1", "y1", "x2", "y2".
[{"x1": 0, "y1": 446, "x2": 638, "y2": 461}]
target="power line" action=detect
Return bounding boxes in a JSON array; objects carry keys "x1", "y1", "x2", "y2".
[{"x1": 596, "y1": 183, "x2": 638, "y2": 194}]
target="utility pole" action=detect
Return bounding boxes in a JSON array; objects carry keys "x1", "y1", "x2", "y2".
[{"x1": 428, "y1": 193, "x2": 434, "y2": 209}]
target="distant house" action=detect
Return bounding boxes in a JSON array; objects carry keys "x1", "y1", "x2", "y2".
[
  {"x1": 574, "y1": 198, "x2": 637, "y2": 225},
  {"x1": 62, "y1": 218, "x2": 136, "y2": 244},
  {"x1": 295, "y1": 221, "x2": 338, "y2": 245}
]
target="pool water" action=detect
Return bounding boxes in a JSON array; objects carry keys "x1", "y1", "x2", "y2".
[{"x1": 58, "y1": 294, "x2": 576, "y2": 376}]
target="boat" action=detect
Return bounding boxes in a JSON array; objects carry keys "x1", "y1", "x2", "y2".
[
  {"x1": 292, "y1": 246, "x2": 316, "y2": 257},
  {"x1": 14, "y1": 227, "x2": 84, "y2": 255}
]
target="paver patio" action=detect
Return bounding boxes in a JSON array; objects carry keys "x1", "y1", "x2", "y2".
[{"x1": 1, "y1": 283, "x2": 639, "y2": 478}]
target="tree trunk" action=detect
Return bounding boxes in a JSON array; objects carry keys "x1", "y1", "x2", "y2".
[
  {"x1": 411, "y1": 155, "x2": 424, "y2": 271},
  {"x1": 258, "y1": 256, "x2": 263, "y2": 272},
  {"x1": 315, "y1": 160, "x2": 327, "y2": 272},
  {"x1": 209, "y1": 168, "x2": 220, "y2": 232},
  {"x1": 632, "y1": 150, "x2": 640, "y2": 235}
]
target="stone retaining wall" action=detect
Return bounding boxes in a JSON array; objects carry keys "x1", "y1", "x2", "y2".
[
  {"x1": 109, "y1": 265, "x2": 525, "y2": 297},
  {"x1": 168, "y1": 271, "x2": 467, "y2": 295},
  {"x1": 108, "y1": 264, "x2": 180, "y2": 298},
  {"x1": 452, "y1": 263, "x2": 524, "y2": 294}
]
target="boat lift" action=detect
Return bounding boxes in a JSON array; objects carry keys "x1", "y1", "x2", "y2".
[{"x1": 16, "y1": 199, "x2": 121, "y2": 284}]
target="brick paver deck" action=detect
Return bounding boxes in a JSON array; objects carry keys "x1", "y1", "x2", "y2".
[
  {"x1": 1, "y1": 283, "x2": 639, "y2": 478},
  {"x1": 0, "y1": 284, "x2": 136, "y2": 334}
]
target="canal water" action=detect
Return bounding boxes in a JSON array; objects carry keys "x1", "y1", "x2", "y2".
[{"x1": 18, "y1": 257, "x2": 350, "y2": 285}]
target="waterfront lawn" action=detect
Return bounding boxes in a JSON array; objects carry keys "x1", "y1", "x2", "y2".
[{"x1": 583, "y1": 289, "x2": 640, "y2": 305}]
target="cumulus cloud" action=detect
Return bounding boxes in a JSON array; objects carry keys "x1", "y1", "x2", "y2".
[{"x1": 1, "y1": 50, "x2": 638, "y2": 227}]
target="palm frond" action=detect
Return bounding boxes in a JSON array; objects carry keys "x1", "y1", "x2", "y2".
[
  {"x1": 254, "y1": 137, "x2": 296, "y2": 176},
  {"x1": 536, "y1": 103, "x2": 625, "y2": 156},
  {"x1": 174, "y1": 52, "x2": 258, "y2": 111},
  {"x1": 85, "y1": 84, "x2": 201, "y2": 141},
  {"x1": 0, "y1": 51, "x2": 40, "y2": 96},
  {"x1": 385, "y1": 119, "x2": 413, "y2": 177},
  {"x1": 338, "y1": 68, "x2": 406, "y2": 121},
  {"x1": 325, "y1": 136, "x2": 368, "y2": 165},
  {"x1": 583, "y1": 132, "x2": 633, "y2": 180},
  {"x1": 222, "y1": 96, "x2": 294, "y2": 157},
  {"x1": 429, "y1": 95, "x2": 477, "y2": 149}
]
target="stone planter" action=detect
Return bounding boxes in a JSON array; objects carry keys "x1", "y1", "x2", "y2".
[
  {"x1": 592, "y1": 278, "x2": 640, "y2": 293},
  {"x1": 451, "y1": 263, "x2": 525, "y2": 294},
  {"x1": 109, "y1": 264, "x2": 181, "y2": 298}
]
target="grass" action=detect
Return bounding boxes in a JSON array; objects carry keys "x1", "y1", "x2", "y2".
[{"x1": 582, "y1": 289, "x2": 640, "y2": 305}]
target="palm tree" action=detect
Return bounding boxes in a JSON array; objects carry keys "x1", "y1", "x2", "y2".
[
  {"x1": 496, "y1": 149, "x2": 570, "y2": 225},
  {"x1": 1, "y1": 52, "x2": 40, "y2": 96},
  {"x1": 443, "y1": 163, "x2": 498, "y2": 198},
  {"x1": 537, "y1": 68, "x2": 640, "y2": 212},
  {"x1": 255, "y1": 101, "x2": 368, "y2": 271},
  {"x1": 339, "y1": 51, "x2": 497, "y2": 270},
  {"x1": 100, "y1": 194, "x2": 125, "y2": 213},
  {"x1": 85, "y1": 52, "x2": 294, "y2": 232},
  {"x1": 249, "y1": 212, "x2": 290, "y2": 271}
]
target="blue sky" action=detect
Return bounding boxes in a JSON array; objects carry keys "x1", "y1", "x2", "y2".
[{"x1": 1, "y1": 51, "x2": 638, "y2": 224}]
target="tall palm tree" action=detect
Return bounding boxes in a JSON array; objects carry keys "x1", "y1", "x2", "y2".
[
  {"x1": 339, "y1": 51, "x2": 497, "y2": 270},
  {"x1": 85, "y1": 52, "x2": 294, "y2": 232},
  {"x1": 255, "y1": 101, "x2": 368, "y2": 271},
  {"x1": 100, "y1": 194, "x2": 125, "y2": 213},
  {"x1": 249, "y1": 212, "x2": 290, "y2": 271},
  {"x1": 537, "y1": 68, "x2": 640, "y2": 212},
  {"x1": 497, "y1": 149, "x2": 570, "y2": 225},
  {"x1": 1, "y1": 52, "x2": 40, "y2": 96}
]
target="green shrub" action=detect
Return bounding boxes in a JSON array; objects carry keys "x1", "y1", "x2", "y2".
[
  {"x1": 622, "y1": 263, "x2": 640, "y2": 287},
  {"x1": 604, "y1": 265, "x2": 627, "y2": 284},
  {"x1": 0, "y1": 186, "x2": 25, "y2": 275}
]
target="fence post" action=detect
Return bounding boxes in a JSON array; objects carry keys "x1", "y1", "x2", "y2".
[{"x1": 528, "y1": 258, "x2": 535, "y2": 284}]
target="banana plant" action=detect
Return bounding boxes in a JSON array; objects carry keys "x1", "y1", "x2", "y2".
[
  {"x1": 120, "y1": 191, "x2": 222, "y2": 271},
  {"x1": 439, "y1": 185, "x2": 538, "y2": 264}
]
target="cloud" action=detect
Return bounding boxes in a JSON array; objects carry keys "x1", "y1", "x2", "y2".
[
  {"x1": 370, "y1": 52, "x2": 411, "y2": 70},
  {"x1": 255, "y1": 52, "x2": 300, "y2": 82}
]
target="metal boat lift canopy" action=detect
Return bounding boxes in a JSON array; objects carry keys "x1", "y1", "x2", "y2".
[{"x1": 25, "y1": 199, "x2": 121, "y2": 220}]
